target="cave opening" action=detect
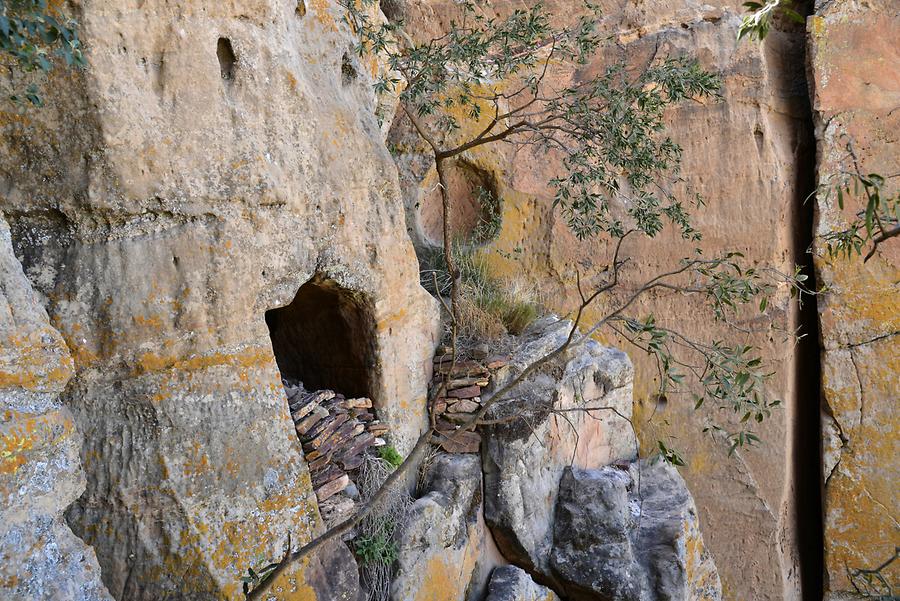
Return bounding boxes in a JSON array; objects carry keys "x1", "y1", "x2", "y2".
[{"x1": 265, "y1": 276, "x2": 378, "y2": 401}]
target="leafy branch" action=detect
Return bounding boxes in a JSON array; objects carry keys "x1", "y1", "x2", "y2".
[
  {"x1": 0, "y1": 0, "x2": 86, "y2": 106},
  {"x1": 242, "y1": 2, "x2": 807, "y2": 597}
]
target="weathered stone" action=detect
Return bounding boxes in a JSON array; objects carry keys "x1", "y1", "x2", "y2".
[
  {"x1": 447, "y1": 376, "x2": 490, "y2": 389},
  {"x1": 482, "y1": 317, "x2": 636, "y2": 580},
  {"x1": 392, "y1": 453, "x2": 506, "y2": 601},
  {"x1": 437, "y1": 429, "x2": 482, "y2": 454},
  {"x1": 318, "y1": 493, "x2": 357, "y2": 528},
  {"x1": 0, "y1": 213, "x2": 112, "y2": 601},
  {"x1": 447, "y1": 399, "x2": 481, "y2": 414},
  {"x1": 550, "y1": 461, "x2": 721, "y2": 601},
  {"x1": 485, "y1": 566, "x2": 558, "y2": 601},
  {"x1": 807, "y1": 2, "x2": 900, "y2": 598},
  {"x1": 436, "y1": 359, "x2": 490, "y2": 377},
  {"x1": 305, "y1": 413, "x2": 351, "y2": 450},
  {"x1": 316, "y1": 474, "x2": 351, "y2": 502},
  {"x1": 0, "y1": 1, "x2": 440, "y2": 596},
  {"x1": 551, "y1": 466, "x2": 646, "y2": 601},
  {"x1": 308, "y1": 451, "x2": 335, "y2": 472},
  {"x1": 485, "y1": 356, "x2": 510, "y2": 370},
  {"x1": 296, "y1": 404, "x2": 332, "y2": 436},
  {"x1": 344, "y1": 397, "x2": 373, "y2": 409},
  {"x1": 336, "y1": 432, "x2": 376, "y2": 463},
  {"x1": 390, "y1": 3, "x2": 814, "y2": 597},
  {"x1": 448, "y1": 385, "x2": 482, "y2": 399}
]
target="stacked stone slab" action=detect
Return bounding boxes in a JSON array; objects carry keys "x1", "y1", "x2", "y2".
[
  {"x1": 430, "y1": 353, "x2": 509, "y2": 453},
  {"x1": 283, "y1": 379, "x2": 387, "y2": 503}
]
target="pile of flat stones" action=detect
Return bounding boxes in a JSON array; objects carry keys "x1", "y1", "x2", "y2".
[
  {"x1": 431, "y1": 348, "x2": 508, "y2": 454},
  {"x1": 282, "y1": 379, "x2": 388, "y2": 504}
]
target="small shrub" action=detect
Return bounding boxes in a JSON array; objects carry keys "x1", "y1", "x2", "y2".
[
  {"x1": 377, "y1": 445, "x2": 403, "y2": 468},
  {"x1": 353, "y1": 531, "x2": 398, "y2": 566}
]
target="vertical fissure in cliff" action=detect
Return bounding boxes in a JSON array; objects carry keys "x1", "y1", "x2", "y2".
[{"x1": 792, "y1": 8, "x2": 824, "y2": 599}]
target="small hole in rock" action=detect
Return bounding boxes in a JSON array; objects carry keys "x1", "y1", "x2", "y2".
[
  {"x1": 296, "y1": 0, "x2": 307, "y2": 17},
  {"x1": 341, "y1": 53, "x2": 358, "y2": 86},
  {"x1": 217, "y1": 37, "x2": 236, "y2": 81}
]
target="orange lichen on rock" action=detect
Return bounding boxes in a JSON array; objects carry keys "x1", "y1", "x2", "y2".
[{"x1": 0, "y1": 410, "x2": 74, "y2": 476}]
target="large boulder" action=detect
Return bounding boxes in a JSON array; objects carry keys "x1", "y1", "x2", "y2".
[
  {"x1": 392, "y1": 453, "x2": 506, "y2": 601},
  {"x1": 485, "y1": 565, "x2": 559, "y2": 601},
  {"x1": 0, "y1": 1, "x2": 439, "y2": 598},
  {"x1": 0, "y1": 213, "x2": 112, "y2": 601},
  {"x1": 550, "y1": 461, "x2": 721, "y2": 601},
  {"x1": 481, "y1": 316, "x2": 636, "y2": 582}
]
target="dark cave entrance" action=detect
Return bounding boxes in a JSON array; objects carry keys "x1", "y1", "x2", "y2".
[{"x1": 265, "y1": 276, "x2": 378, "y2": 400}]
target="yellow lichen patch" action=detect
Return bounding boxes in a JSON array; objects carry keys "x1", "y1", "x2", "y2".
[
  {"x1": 134, "y1": 346, "x2": 272, "y2": 377},
  {"x1": 309, "y1": 0, "x2": 337, "y2": 32},
  {"x1": 413, "y1": 529, "x2": 480, "y2": 601},
  {"x1": 376, "y1": 307, "x2": 407, "y2": 332},
  {"x1": 0, "y1": 328, "x2": 73, "y2": 392},
  {"x1": 0, "y1": 409, "x2": 74, "y2": 475}
]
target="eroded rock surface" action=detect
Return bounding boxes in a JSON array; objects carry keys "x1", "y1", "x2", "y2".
[
  {"x1": 392, "y1": 453, "x2": 506, "y2": 601},
  {"x1": 0, "y1": 1, "x2": 438, "y2": 598},
  {"x1": 0, "y1": 213, "x2": 111, "y2": 601},
  {"x1": 807, "y1": 1, "x2": 900, "y2": 597},
  {"x1": 485, "y1": 565, "x2": 559, "y2": 601},
  {"x1": 481, "y1": 316, "x2": 636, "y2": 582},
  {"x1": 388, "y1": 3, "x2": 814, "y2": 597},
  {"x1": 551, "y1": 461, "x2": 721, "y2": 601}
]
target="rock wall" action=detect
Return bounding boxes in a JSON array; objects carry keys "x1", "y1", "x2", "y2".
[
  {"x1": 0, "y1": 0, "x2": 439, "y2": 598},
  {"x1": 0, "y1": 0, "x2": 896, "y2": 599},
  {"x1": 807, "y1": 1, "x2": 900, "y2": 597},
  {"x1": 387, "y1": 2, "x2": 813, "y2": 599},
  {"x1": 0, "y1": 212, "x2": 112, "y2": 600}
]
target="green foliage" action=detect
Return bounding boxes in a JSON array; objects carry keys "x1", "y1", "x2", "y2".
[
  {"x1": 656, "y1": 440, "x2": 686, "y2": 467},
  {"x1": 0, "y1": 0, "x2": 86, "y2": 105},
  {"x1": 353, "y1": 530, "x2": 399, "y2": 566},
  {"x1": 817, "y1": 157, "x2": 899, "y2": 261},
  {"x1": 346, "y1": 0, "x2": 720, "y2": 241},
  {"x1": 377, "y1": 445, "x2": 404, "y2": 468},
  {"x1": 240, "y1": 556, "x2": 283, "y2": 596},
  {"x1": 738, "y1": 0, "x2": 804, "y2": 41}
]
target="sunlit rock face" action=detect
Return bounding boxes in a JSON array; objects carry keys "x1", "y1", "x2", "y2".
[
  {"x1": 386, "y1": 1, "x2": 813, "y2": 599},
  {"x1": 0, "y1": 1, "x2": 439, "y2": 598},
  {"x1": 807, "y1": 1, "x2": 900, "y2": 598}
]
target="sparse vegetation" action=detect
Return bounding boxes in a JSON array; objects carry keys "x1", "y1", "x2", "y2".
[
  {"x1": 352, "y1": 453, "x2": 413, "y2": 601},
  {"x1": 353, "y1": 531, "x2": 399, "y2": 566},
  {"x1": 0, "y1": 0, "x2": 86, "y2": 106},
  {"x1": 243, "y1": 2, "x2": 812, "y2": 597},
  {"x1": 377, "y1": 445, "x2": 404, "y2": 469},
  {"x1": 420, "y1": 243, "x2": 540, "y2": 342}
]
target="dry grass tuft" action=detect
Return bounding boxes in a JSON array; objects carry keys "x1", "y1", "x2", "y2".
[{"x1": 419, "y1": 244, "x2": 540, "y2": 343}]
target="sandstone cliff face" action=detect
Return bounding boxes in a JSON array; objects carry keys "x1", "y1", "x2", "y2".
[
  {"x1": 0, "y1": 0, "x2": 896, "y2": 599},
  {"x1": 0, "y1": 1, "x2": 438, "y2": 598},
  {"x1": 387, "y1": 2, "x2": 812, "y2": 599},
  {"x1": 807, "y1": 1, "x2": 900, "y2": 597},
  {"x1": 0, "y1": 212, "x2": 111, "y2": 600}
]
